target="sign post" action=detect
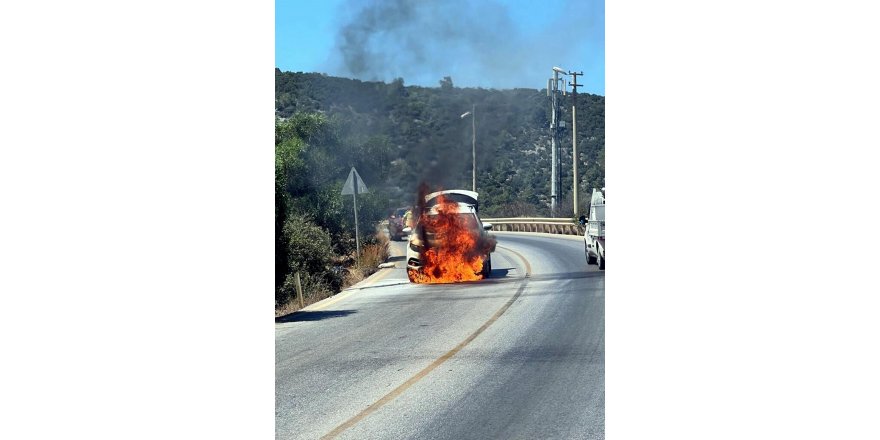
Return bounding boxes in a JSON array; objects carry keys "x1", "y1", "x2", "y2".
[
  {"x1": 294, "y1": 272, "x2": 304, "y2": 309},
  {"x1": 341, "y1": 167, "x2": 369, "y2": 263}
]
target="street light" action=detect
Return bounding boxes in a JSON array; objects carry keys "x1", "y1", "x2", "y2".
[{"x1": 461, "y1": 105, "x2": 475, "y2": 192}]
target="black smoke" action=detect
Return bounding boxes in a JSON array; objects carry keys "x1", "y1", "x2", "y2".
[
  {"x1": 335, "y1": 0, "x2": 519, "y2": 83},
  {"x1": 329, "y1": 0, "x2": 600, "y2": 89}
]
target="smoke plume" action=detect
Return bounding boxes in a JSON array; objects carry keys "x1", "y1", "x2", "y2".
[{"x1": 329, "y1": 0, "x2": 602, "y2": 89}]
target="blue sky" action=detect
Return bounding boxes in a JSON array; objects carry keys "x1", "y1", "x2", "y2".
[{"x1": 276, "y1": 0, "x2": 604, "y2": 95}]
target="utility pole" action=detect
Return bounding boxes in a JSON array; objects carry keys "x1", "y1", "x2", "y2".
[
  {"x1": 549, "y1": 67, "x2": 567, "y2": 216},
  {"x1": 569, "y1": 70, "x2": 583, "y2": 216}
]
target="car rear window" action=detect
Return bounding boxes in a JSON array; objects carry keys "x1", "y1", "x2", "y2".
[{"x1": 424, "y1": 213, "x2": 479, "y2": 231}]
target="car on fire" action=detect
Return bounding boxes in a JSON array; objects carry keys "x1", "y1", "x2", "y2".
[
  {"x1": 403, "y1": 190, "x2": 494, "y2": 283},
  {"x1": 387, "y1": 206, "x2": 410, "y2": 241}
]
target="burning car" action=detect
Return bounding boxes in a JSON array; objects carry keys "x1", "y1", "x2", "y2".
[{"x1": 403, "y1": 190, "x2": 496, "y2": 283}]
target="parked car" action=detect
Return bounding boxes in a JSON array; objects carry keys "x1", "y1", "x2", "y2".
[{"x1": 387, "y1": 207, "x2": 410, "y2": 241}]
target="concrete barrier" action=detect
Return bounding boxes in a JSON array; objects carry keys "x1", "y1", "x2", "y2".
[{"x1": 482, "y1": 217, "x2": 583, "y2": 236}]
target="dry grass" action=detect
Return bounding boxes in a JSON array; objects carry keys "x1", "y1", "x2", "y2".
[
  {"x1": 341, "y1": 267, "x2": 365, "y2": 288},
  {"x1": 275, "y1": 301, "x2": 300, "y2": 317},
  {"x1": 274, "y1": 285, "x2": 336, "y2": 317},
  {"x1": 359, "y1": 242, "x2": 389, "y2": 273},
  {"x1": 275, "y1": 234, "x2": 393, "y2": 319}
]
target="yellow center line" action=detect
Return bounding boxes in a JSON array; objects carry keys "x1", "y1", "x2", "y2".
[
  {"x1": 495, "y1": 245, "x2": 532, "y2": 277},
  {"x1": 319, "y1": 247, "x2": 531, "y2": 439}
]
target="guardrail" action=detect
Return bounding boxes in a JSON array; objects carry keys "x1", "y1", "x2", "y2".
[{"x1": 482, "y1": 217, "x2": 583, "y2": 236}]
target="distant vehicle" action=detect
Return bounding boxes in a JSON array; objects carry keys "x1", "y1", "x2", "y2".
[
  {"x1": 387, "y1": 207, "x2": 410, "y2": 241},
  {"x1": 404, "y1": 190, "x2": 493, "y2": 283},
  {"x1": 579, "y1": 188, "x2": 605, "y2": 270}
]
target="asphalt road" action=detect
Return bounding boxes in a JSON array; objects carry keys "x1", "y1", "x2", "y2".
[{"x1": 276, "y1": 232, "x2": 605, "y2": 439}]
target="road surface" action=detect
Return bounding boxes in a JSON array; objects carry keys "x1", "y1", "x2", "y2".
[{"x1": 275, "y1": 232, "x2": 604, "y2": 439}]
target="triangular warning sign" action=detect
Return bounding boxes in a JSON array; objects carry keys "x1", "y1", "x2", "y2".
[{"x1": 341, "y1": 167, "x2": 368, "y2": 195}]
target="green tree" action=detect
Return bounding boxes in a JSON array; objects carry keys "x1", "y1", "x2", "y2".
[{"x1": 439, "y1": 76, "x2": 454, "y2": 90}]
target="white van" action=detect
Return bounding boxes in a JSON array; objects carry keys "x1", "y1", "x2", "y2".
[{"x1": 579, "y1": 188, "x2": 605, "y2": 270}]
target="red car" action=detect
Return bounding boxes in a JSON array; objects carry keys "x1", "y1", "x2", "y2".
[{"x1": 388, "y1": 207, "x2": 410, "y2": 241}]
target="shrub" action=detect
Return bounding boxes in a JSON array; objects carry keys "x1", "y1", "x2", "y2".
[{"x1": 276, "y1": 215, "x2": 343, "y2": 307}]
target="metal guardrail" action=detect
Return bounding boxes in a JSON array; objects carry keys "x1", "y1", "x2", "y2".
[{"x1": 482, "y1": 217, "x2": 583, "y2": 236}]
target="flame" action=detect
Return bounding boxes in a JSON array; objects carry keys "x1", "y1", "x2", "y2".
[{"x1": 408, "y1": 195, "x2": 495, "y2": 283}]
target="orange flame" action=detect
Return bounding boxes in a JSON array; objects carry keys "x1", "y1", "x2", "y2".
[{"x1": 408, "y1": 196, "x2": 494, "y2": 283}]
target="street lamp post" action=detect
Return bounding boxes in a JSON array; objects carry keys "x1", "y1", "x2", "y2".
[{"x1": 461, "y1": 105, "x2": 476, "y2": 192}]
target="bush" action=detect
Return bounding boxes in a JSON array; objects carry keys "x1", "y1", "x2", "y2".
[
  {"x1": 281, "y1": 271, "x2": 334, "y2": 301},
  {"x1": 283, "y1": 215, "x2": 333, "y2": 274},
  {"x1": 276, "y1": 215, "x2": 343, "y2": 307}
]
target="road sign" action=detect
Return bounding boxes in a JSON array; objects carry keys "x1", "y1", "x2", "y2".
[
  {"x1": 341, "y1": 167, "x2": 368, "y2": 262},
  {"x1": 341, "y1": 168, "x2": 368, "y2": 195}
]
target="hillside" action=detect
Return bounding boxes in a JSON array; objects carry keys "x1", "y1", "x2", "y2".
[{"x1": 275, "y1": 69, "x2": 604, "y2": 217}]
